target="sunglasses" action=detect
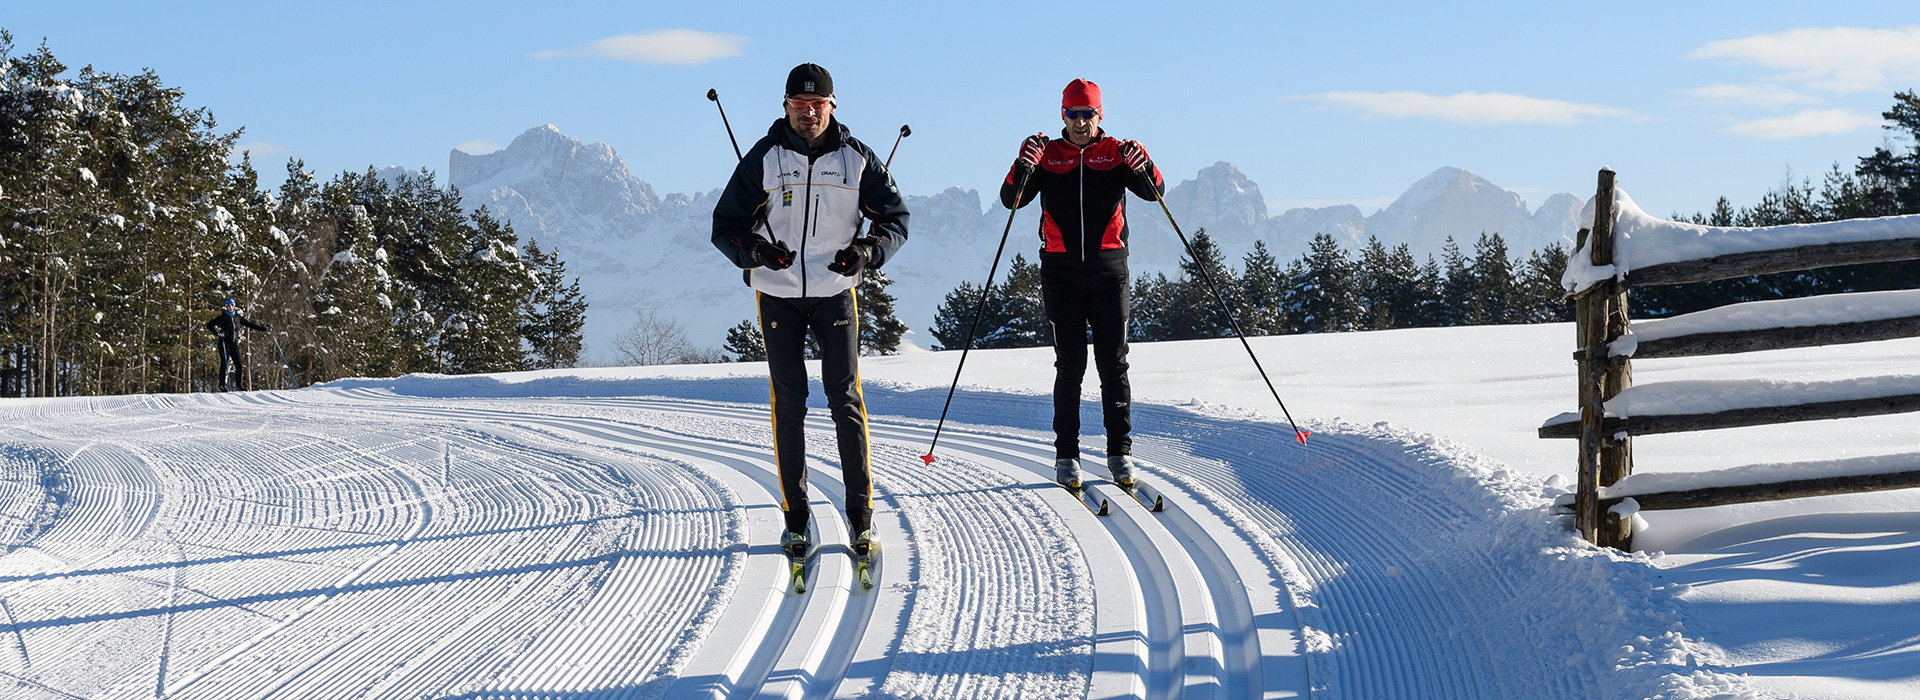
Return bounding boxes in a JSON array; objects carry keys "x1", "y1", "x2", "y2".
[
  {"x1": 786, "y1": 97, "x2": 833, "y2": 111},
  {"x1": 1063, "y1": 107, "x2": 1099, "y2": 120}
]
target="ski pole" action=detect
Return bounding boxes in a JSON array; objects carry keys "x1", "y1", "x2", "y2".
[
  {"x1": 271, "y1": 331, "x2": 300, "y2": 389},
  {"x1": 922, "y1": 145, "x2": 1040, "y2": 465},
  {"x1": 855, "y1": 125, "x2": 912, "y2": 244},
  {"x1": 706, "y1": 89, "x2": 743, "y2": 161},
  {"x1": 1148, "y1": 188, "x2": 1310, "y2": 444},
  {"x1": 884, "y1": 125, "x2": 910, "y2": 168}
]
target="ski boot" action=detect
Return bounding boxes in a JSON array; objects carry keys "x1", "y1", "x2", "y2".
[
  {"x1": 1108, "y1": 455, "x2": 1137, "y2": 490},
  {"x1": 852, "y1": 529, "x2": 878, "y2": 589},
  {"x1": 1055, "y1": 458, "x2": 1083, "y2": 490},
  {"x1": 782, "y1": 530, "x2": 811, "y2": 594}
]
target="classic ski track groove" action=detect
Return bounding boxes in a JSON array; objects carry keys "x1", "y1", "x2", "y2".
[
  {"x1": 0, "y1": 383, "x2": 1572, "y2": 699},
  {"x1": 310, "y1": 394, "x2": 858, "y2": 699},
  {"x1": 606, "y1": 395, "x2": 1258, "y2": 699},
  {"x1": 430, "y1": 394, "x2": 1105, "y2": 699}
]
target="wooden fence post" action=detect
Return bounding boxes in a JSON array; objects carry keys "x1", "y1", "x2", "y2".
[
  {"x1": 1596, "y1": 172, "x2": 1634, "y2": 548},
  {"x1": 1574, "y1": 168, "x2": 1622, "y2": 545}
]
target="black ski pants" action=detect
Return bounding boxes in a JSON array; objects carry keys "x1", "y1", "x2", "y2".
[
  {"x1": 1042, "y1": 266, "x2": 1132, "y2": 460},
  {"x1": 215, "y1": 338, "x2": 241, "y2": 391},
  {"x1": 758, "y1": 290, "x2": 873, "y2": 539}
]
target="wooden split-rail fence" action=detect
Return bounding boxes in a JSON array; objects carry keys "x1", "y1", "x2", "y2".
[{"x1": 1540, "y1": 168, "x2": 1920, "y2": 550}]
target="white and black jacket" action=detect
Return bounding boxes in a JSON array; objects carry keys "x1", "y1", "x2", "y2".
[{"x1": 712, "y1": 118, "x2": 910, "y2": 298}]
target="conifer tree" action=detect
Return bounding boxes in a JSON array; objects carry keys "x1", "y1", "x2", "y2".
[
  {"x1": 1519, "y1": 243, "x2": 1573, "y2": 323},
  {"x1": 1436, "y1": 237, "x2": 1474, "y2": 327},
  {"x1": 1237, "y1": 240, "x2": 1286, "y2": 336},
  {"x1": 312, "y1": 201, "x2": 397, "y2": 378},
  {"x1": 1164, "y1": 229, "x2": 1239, "y2": 340},
  {"x1": 1467, "y1": 232, "x2": 1520, "y2": 325},
  {"x1": 926, "y1": 253, "x2": 1045, "y2": 351},
  {"x1": 1409, "y1": 255, "x2": 1448, "y2": 327},
  {"x1": 1281, "y1": 233, "x2": 1360, "y2": 333},
  {"x1": 439, "y1": 207, "x2": 530, "y2": 374},
  {"x1": 928, "y1": 281, "x2": 995, "y2": 351},
  {"x1": 1128, "y1": 272, "x2": 1174, "y2": 342},
  {"x1": 857, "y1": 268, "x2": 908, "y2": 355},
  {"x1": 724, "y1": 319, "x2": 765, "y2": 362},
  {"x1": 521, "y1": 239, "x2": 587, "y2": 369},
  {"x1": 1355, "y1": 237, "x2": 1426, "y2": 330},
  {"x1": 998, "y1": 254, "x2": 1048, "y2": 349}
]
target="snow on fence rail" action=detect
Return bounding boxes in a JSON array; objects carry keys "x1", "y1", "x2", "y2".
[{"x1": 1538, "y1": 168, "x2": 1920, "y2": 550}]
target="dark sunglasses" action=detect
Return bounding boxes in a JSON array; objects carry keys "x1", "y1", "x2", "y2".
[{"x1": 1063, "y1": 107, "x2": 1098, "y2": 120}]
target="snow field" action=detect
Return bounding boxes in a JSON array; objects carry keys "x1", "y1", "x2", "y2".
[{"x1": 0, "y1": 366, "x2": 1794, "y2": 699}]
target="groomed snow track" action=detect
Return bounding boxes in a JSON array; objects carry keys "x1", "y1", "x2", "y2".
[{"x1": 0, "y1": 381, "x2": 1605, "y2": 698}]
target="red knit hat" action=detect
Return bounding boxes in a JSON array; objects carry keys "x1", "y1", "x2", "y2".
[{"x1": 1062, "y1": 78, "x2": 1102, "y2": 114}]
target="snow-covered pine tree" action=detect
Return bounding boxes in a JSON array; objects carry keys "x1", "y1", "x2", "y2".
[
  {"x1": 1281, "y1": 232, "x2": 1360, "y2": 333},
  {"x1": 521, "y1": 239, "x2": 587, "y2": 369},
  {"x1": 313, "y1": 199, "x2": 399, "y2": 379},
  {"x1": 439, "y1": 207, "x2": 530, "y2": 374}
]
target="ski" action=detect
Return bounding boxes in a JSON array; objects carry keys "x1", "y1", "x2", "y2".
[
  {"x1": 783, "y1": 533, "x2": 812, "y2": 595},
  {"x1": 1119, "y1": 480, "x2": 1165, "y2": 512},
  {"x1": 789, "y1": 555, "x2": 810, "y2": 594},
  {"x1": 856, "y1": 546, "x2": 877, "y2": 589},
  {"x1": 1067, "y1": 483, "x2": 1110, "y2": 516}
]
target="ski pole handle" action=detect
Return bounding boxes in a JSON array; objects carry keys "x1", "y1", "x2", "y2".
[
  {"x1": 885, "y1": 125, "x2": 910, "y2": 169},
  {"x1": 707, "y1": 88, "x2": 743, "y2": 161}
]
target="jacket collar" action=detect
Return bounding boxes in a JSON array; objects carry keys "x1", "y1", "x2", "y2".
[{"x1": 1056, "y1": 127, "x2": 1107, "y2": 149}]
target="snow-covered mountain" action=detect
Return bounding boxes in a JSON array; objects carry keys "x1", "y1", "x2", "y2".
[
  {"x1": 449, "y1": 126, "x2": 746, "y2": 362},
  {"x1": 450, "y1": 125, "x2": 1582, "y2": 361}
]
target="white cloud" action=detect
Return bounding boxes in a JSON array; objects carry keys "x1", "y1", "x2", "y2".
[
  {"x1": 1688, "y1": 26, "x2": 1920, "y2": 94},
  {"x1": 1295, "y1": 91, "x2": 1635, "y2": 126},
  {"x1": 1727, "y1": 108, "x2": 1885, "y2": 140},
  {"x1": 455, "y1": 140, "x2": 502, "y2": 155},
  {"x1": 531, "y1": 29, "x2": 748, "y2": 65},
  {"x1": 235, "y1": 141, "x2": 287, "y2": 157},
  {"x1": 1687, "y1": 84, "x2": 1821, "y2": 109}
]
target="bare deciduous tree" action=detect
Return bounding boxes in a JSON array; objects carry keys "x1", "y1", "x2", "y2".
[{"x1": 609, "y1": 309, "x2": 722, "y2": 366}]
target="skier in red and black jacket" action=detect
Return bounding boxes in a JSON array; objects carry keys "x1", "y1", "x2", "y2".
[{"x1": 1000, "y1": 78, "x2": 1165, "y2": 490}]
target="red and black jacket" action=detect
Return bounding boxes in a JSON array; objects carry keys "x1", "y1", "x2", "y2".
[{"x1": 1000, "y1": 129, "x2": 1164, "y2": 272}]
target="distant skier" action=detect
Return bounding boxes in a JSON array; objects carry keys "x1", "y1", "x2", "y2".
[
  {"x1": 710, "y1": 62, "x2": 909, "y2": 586},
  {"x1": 1000, "y1": 78, "x2": 1166, "y2": 490},
  {"x1": 207, "y1": 297, "x2": 266, "y2": 392}
]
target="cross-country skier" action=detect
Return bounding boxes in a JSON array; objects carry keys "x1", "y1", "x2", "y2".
[
  {"x1": 207, "y1": 297, "x2": 267, "y2": 392},
  {"x1": 710, "y1": 63, "x2": 909, "y2": 584},
  {"x1": 1000, "y1": 78, "x2": 1166, "y2": 490}
]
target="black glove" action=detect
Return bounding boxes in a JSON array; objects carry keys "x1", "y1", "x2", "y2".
[
  {"x1": 749, "y1": 238, "x2": 794, "y2": 270},
  {"x1": 827, "y1": 239, "x2": 877, "y2": 277}
]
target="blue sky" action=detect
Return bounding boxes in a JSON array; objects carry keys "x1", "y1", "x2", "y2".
[{"x1": 10, "y1": 2, "x2": 1920, "y2": 221}]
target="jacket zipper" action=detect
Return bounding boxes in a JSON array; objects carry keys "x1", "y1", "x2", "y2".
[
  {"x1": 1077, "y1": 141, "x2": 1087, "y2": 263},
  {"x1": 800, "y1": 161, "x2": 814, "y2": 297}
]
